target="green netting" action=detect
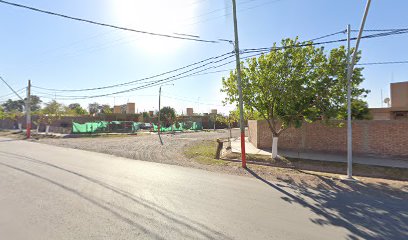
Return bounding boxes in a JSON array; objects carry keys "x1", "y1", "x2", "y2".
[
  {"x1": 152, "y1": 122, "x2": 202, "y2": 132},
  {"x1": 132, "y1": 122, "x2": 141, "y2": 131},
  {"x1": 72, "y1": 121, "x2": 108, "y2": 133},
  {"x1": 72, "y1": 121, "x2": 202, "y2": 133},
  {"x1": 72, "y1": 121, "x2": 140, "y2": 133}
]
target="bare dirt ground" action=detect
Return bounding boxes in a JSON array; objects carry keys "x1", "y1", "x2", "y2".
[
  {"x1": 32, "y1": 129, "x2": 408, "y2": 195},
  {"x1": 39, "y1": 130, "x2": 237, "y2": 168}
]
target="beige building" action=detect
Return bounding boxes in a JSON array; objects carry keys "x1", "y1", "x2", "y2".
[
  {"x1": 210, "y1": 109, "x2": 217, "y2": 115},
  {"x1": 113, "y1": 105, "x2": 122, "y2": 114},
  {"x1": 370, "y1": 81, "x2": 408, "y2": 120},
  {"x1": 186, "y1": 108, "x2": 194, "y2": 116},
  {"x1": 126, "y1": 103, "x2": 135, "y2": 114}
]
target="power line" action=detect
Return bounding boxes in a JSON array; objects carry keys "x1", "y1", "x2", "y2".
[
  {"x1": 33, "y1": 58, "x2": 408, "y2": 101},
  {"x1": 33, "y1": 58, "x2": 236, "y2": 100},
  {"x1": 240, "y1": 28, "x2": 408, "y2": 55},
  {"x1": 358, "y1": 60, "x2": 408, "y2": 66},
  {"x1": 33, "y1": 51, "x2": 235, "y2": 92},
  {"x1": 31, "y1": 28, "x2": 408, "y2": 100},
  {"x1": 0, "y1": 0, "x2": 219, "y2": 43},
  {"x1": 0, "y1": 87, "x2": 25, "y2": 99},
  {"x1": 185, "y1": 0, "x2": 286, "y2": 27},
  {"x1": 0, "y1": 76, "x2": 24, "y2": 101}
]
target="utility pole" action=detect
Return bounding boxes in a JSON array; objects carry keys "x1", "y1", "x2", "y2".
[
  {"x1": 26, "y1": 80, "x2": 31, "y2": 139},
  {"x1": 158, "y1": 86, "x2": 163, "y2": 145},
  {"x1": 345, "y1": 0, "x2": 372, "y2": 180},
  {"x1": 157, "y1": 84, "x2": 173, "y2": 145},
  {"x1": 346, "y1": 24, "x2": 352, "y2": 179},
  {"x1": 232, "y1": 0, "x2": 246, "y2": 168}
]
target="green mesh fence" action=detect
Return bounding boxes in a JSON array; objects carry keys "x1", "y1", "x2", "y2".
[
  {"x1": 72, "y1": 121, "x2": 108, "y2": 133},
  {"x1": 72, "y1": 121, "x2": 201, "y2": 133},
  {"x1": 152, "y1": 121, "x2": 202, "y2": 132},
  {"x1": 72, "y1": 121, "x2": 140, "y2": 133}
]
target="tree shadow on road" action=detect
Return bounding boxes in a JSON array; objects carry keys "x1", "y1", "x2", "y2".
[
  {"x1": 0, "y1": 151, "x2": 232, "y2": 240},
  {"x1": 246, "y1": 167, "x2": 408, "y2": 240}
]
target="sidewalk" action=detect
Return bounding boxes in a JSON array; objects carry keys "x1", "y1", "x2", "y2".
[{"x1": 230, "y1": 137, "x2": 408, "y2": 169}]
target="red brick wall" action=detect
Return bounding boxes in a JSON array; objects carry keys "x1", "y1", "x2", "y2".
[{"x1": 248, "y1": 120, "x2": 408, "y2": 159}]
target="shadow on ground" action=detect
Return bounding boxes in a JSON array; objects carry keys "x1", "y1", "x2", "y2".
[
  {"x1": 246, "y1": 168, "x2": 408, "y2": 240},
  {"x1": 0, "y1": 151, "x2": 232, "y2": 240}
]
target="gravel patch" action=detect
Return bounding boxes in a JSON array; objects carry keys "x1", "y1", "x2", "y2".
[{"x1": 39, "y1": 130, "x2": 239, "y2": 169}]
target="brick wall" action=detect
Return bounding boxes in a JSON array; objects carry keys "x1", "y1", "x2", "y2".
[{"x1": 248, "y1": 120, "x2": 408, "y2": 159}]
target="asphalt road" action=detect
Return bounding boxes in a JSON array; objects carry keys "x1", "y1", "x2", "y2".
[{"x1": 0, "y1": 137, "x2": 404, "y2": 240}]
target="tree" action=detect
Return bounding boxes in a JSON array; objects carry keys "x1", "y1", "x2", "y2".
[
  {"x1": 0, "y1": 106, "x2": 5, "y2": 120},
  {"x1": 42, "y1": 100, "x2": 64, "y2": 126},
  {"x1": 338, "y1": 99, "x2": 372, "y2": 120},
  {"x1": 68, "y1": 103, "x2": 81, "y2": 110},
  {"x1": 158, "y1": 106, "x2": 176, "y2": 127},
  {"x1": 100, "y1": 104, "x2": 112, "y2": 114},
  {"x1": 28, "y1": 95, "x2": 42, "y2": 111},
  {"x1": 2, "y1": 99, "x2": 25, "y2": 112},
  {"x1": 142, "y1": 112, "x2": 151, "y2": 122},
  {"x1": 88, "y1": 103, "x2": 100, "y2": 114},
  {"x1": 221, "y1": 38, "x2": 368, "y2": 158},
  {"x1": 67, "y1": 103, "x2": 88, "y2": 115}
]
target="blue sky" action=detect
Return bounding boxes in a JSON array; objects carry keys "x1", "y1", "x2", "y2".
[{"x1": 1, "y1": 0, "x2": 407, "y2": 114}]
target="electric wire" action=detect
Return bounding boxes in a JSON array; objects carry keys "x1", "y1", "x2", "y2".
[
  {"x1": 32, "y1": 51, "x2": 235, "y2": 92},
  {"x1": 0, "y1": 0, "x2": 219, "y2": 43}
]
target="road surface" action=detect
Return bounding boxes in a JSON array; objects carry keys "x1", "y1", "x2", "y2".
[{"x1": 0, "y1": 137, "x2": 406, "y2": 239}]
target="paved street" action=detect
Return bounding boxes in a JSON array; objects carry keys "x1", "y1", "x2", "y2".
[{"x1": 0, "y1": 137, "x2": 407, "y2": 240}]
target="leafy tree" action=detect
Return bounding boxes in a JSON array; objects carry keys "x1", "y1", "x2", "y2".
[
  {"x1": 142, "y1": 112, "x2": 151, "y2": 122},
  {"x1": 42, "y1": 100, "x2": 64, "y2": 126},
  {"x1": 64, "y1": 103, "x2": 88, "y2": 115},
  {"x1": 0, "y1": 106, "x2": 5, "y2": 120},
  {"x1": 1, "y1": 95, "x2": 42, "y2": 112},
  {"x1": 100, "y1": 104, "x2": 112, "y2": 114},
  {"x1": 88, "y1": 103, "x2": 100, "y2": 114},
  {"x1": 158, "y1": 106, "x2": 176, "y2": 127},
  {"x1": 28, "y1": 95, "x2": 42, "y2": 111},
  {"x1": 338, "y1": 99, "x2": 372, "y2": 120},
  {"x1": 2, "y1": 99, "x2": 25, "y2": 112},
  {"x1": 73, "y1": 106, "x2": 88, "y2": 115},
  {"x1": 68, "y1": 103, "x2": 81, "y2": 110},
  {"x1": 221, "y1": 38, "x2": 368, "y2": 158}
]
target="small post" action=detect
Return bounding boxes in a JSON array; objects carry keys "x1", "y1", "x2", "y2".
[{"x1": 26, "y1": 80, "x2": 31, "y2": 139}]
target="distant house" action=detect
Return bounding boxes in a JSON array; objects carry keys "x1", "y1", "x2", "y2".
[{"x1": 370, "y1": 81, "x2": 408, "y2": 120}]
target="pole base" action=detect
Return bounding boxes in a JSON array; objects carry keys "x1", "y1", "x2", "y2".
[{"x1": 340, "y1": 176, "x2": 359, "y2": 182}]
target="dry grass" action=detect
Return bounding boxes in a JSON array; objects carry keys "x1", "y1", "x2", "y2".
[{"x1": 184, "y1": 140, "x2": 228, "y2": 166}]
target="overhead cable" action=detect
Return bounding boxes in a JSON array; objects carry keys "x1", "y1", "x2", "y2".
[{"x1": 0, "y1": 0, "x2": 219, "y2": 43}]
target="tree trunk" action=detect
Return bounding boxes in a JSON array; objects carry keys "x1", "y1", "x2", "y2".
[
  {"x1": 18, "y1": 123, "x2": 22, "y2": 131},
  {"x1": 272, "y1": 136, "x2": 278, "y2": 159},
  {"x1": 46, "y1": 125, "x2": 50, "y2": 134}
]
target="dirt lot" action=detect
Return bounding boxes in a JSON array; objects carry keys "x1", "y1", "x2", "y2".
[{"x1": 39, "y1": 130, "x2": 237, "y2": 169}]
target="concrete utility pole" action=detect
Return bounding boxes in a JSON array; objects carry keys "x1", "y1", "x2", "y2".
[
  {"x1": 26, "y1": 80, "x2": 31, "y2": 139},
  {"x1": 157, "y1": 84, "x2": 173, "y2": 145},
  {"x1": 231, "y1": 0, "x2": 246, "y2": 168},
  {"x1": 158, "y1": 86, "x2": 163, "y2": 145},
  {"x1": 346, "y1": 0, "x2": 372, "y2": 180}
]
